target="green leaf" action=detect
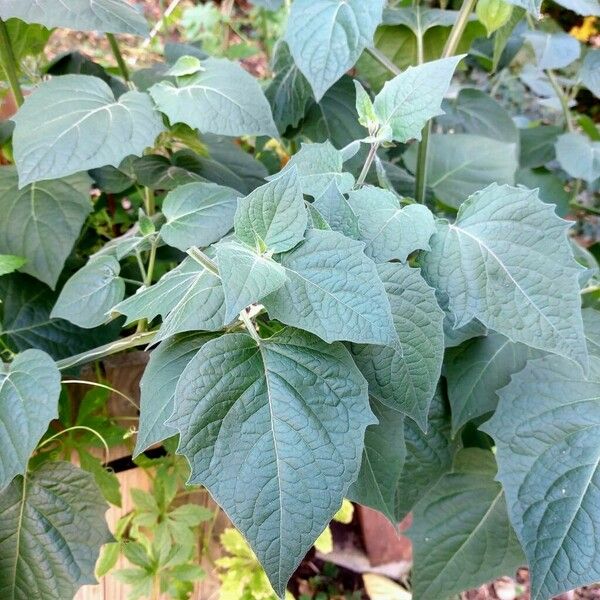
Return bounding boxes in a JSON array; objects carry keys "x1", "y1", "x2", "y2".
[
  {"x1": 351, "y1": 263, "x2": 444, "y2": 429},
  {"x1": 274, "y1": 141, "x2": 355, "y2": 198},
  {"x1": 395, "y1": 386, "x2": 455, "y2": 521},
  {"x1": 580, "y1": 49, "x2": 600, "y2": 97},
  {"x1": 0, "y1": 167, "x2": 92, "y2": 288},
  {"x1": 482, "y1": 355, "x2": 600, "y2": 600},
  {"x1": 410, "y1": 448, "x2": 524, "y2": 599},
  {"x1": 442, "y1": 88, "x2": 518, "y2": 144},
  {"x1": 265, "y1": 41, "x2": 313, "y2": 132},
  {"x1": 347, "y1": 398, "x2": 405, "y2": 523},
  {"x1": 444, "y1": 333, "x2": 543, "y2": 434},
  {"x1": 78, "y1": 448, "x2": 122, "y2": 507},
  {"x1": 524, "y1": 31, "x2": 581, "y2": 70},
  {"x1": 135, "y1": 332, "x2": 215, "y2": 456},
  {"x1": 1, "y1": 18, "x2": 51, "y2": 68},
  {"x1": 284, "y1": 0, "x2": 386, "y2": 100},
  {"x1": 0, "y1": 0, "x2": 148, "y2": 35},
  {"x1": 161, "y1": 182, "x2": 239, "y2": 252},
  {"x1": 354, "y1": 80, "x2": 378, "y2": 130},
  {"x1": 216, "y1": 241, "x2": 287, "y2": 322},
  {"x1": 13, "y1": 76, "x2": 163, "y2": 186},
  {"x1": 0, "y1": 273, "x2": 121, "y2": 360},
  {"x1": 96, "y1": 542, "x2": 121, "y2": 579},
  {"x1": 503, "y1": 0, "x2": 541, "y2": 16},
  {"x1": 168, "y1": 328, "x2": 374, "y2": 596},
  {"x1": 519, "y1": 125, "x2": 561, "y2": 168},
  {"x1": 263, "y1": 229, "x2": 397, "y2": 346},
  {"x1": 149, "y1": 58, "x2": 277, "y2": 137},
  {"x1": 403, "y1": 134, "x2": 518, "y2": 209},
  {"x1": 0, "y1": 349, "x2": 59, "y2": 489},
  {"x1": 347, "y1": 186, "x2": 435, "y2": 263},
  {"x1": 493, "y1": 7, "x2": 526, "y2": 71},
  {"x1": 583, "y1": 308, "x2": 600, "y2": 358},
  {"x1": 476, "y1": 0, "x2": 513, "y2": 36},
  {"x1": 555, "y1": 132, "x2": 600, "y2": 185},
  {"x1": 0, "y1": 255, "x2": 26, "y2": 277},
  {"x1": 130, "y1": 154, "x2": 203, "y2": 191},
  {"x1": 0, "y1": 462, "x2": 111, "y2": 599},
  {"x1": 372, "y1": 55, "x2": 463, "y2": 143},
  {"x1": 383, "y1": 6, "x2": 467, "y2": 34},
  {"x1": 235, "y1": 167, "x2": 307, "y2": 253},
  {"x1": 421, "y1": 184, "x2": 587, "y2": 368},
  {"x1": 515, "y1": 168, "x2": 570, "y2": 218},
  {"x1": 166, "y1": 55, "x2": 204, "y2": 77},
  {"x1": 51, "y1": 256, "x2": 125, "y2": 328},
  {"x1": 154, "y1": 263, "x2": 226, "y2": 342},
  {"x1": 312, "y1": 181, "x2": 359, "y2": 239}
]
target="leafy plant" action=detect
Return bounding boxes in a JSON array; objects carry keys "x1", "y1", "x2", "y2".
[{"x1": 0, "y1": 0, "x2": 599, "y2": 599}]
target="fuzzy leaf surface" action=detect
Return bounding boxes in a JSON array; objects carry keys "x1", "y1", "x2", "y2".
[
  {"x1": 420, "y1": 183, "x2": 588, "y2": 369},
  {"x1": 168, "y1": 329, "x2": 374, "y2": 596},
  {"x1": 13, "y1": 75, "x2": 163, "y2": 186}
]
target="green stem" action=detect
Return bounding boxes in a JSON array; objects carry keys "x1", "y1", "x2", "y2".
[
  {"x1": 365, "y1": 47, "x2": 401, "y2": 76},
  {"x1": 62, "y1": 379, "x2": 139, "y2": 410},
  {"x1": 0, "y1": 18, "x2": 24, "y2": 106},
  {"x1": 240, "y1": 310, "x2": 261, "y2": 343},
  {"x1": 187, "y1": 246, "x2": 220, "y2": 276},
  {"x1": 547, "y1": 70, "x2": 575, "y2": 132},
  {"x1": 39, "y1": 426, "x2": 110, "y2": 463},
  {"x1": 356, "y1": 142, "x2": 380, "y2": 187},
  {"x1": 56, "y1": 331, "x2": 156, "y2": 371},
  {"x1": 413, "y1": 0, "x2": 477, "y2": 203},
  {"x1": 107, "y1": 33, "x2": 131, "y2": 82},
  {"x1": 144, "y1": 187, "x2": 156, "y2": 216}
]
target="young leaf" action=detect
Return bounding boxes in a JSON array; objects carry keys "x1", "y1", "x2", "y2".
[
  {"x1": 351, "y1": 263, "x2": 444, "y2": 429},
  {"x1": 347, "y1": 186, "x2": 436, "y2": 263},
  {"x1": 0, "y1": 0, "x2": 148, "y2": 35},
  {"x1": 168, "y1": 328, "x2": 374, "y2": 596},
  {"x1": 0, "y1": 349, "x2": 60, "y2": 489},
  {"x1": 160, "y1": 182, "x2": 239, "y2": 252},
  {"x1": 476, "y1": 0, "x2": 513, "y2": 36},
  {"x1": 216, "y1": 241, "x2": 288, "y2": 322},
  {"x1": 0, "y1": 273, "x2": 121, "y2": 360},
  {"x1": 420, "y1": 183, "x2": 588, "y2": 369},
  {"x1": 0, "y1": 462, "x2": 112, "y2": 599},
  {"x1": 410, "y1": 449, "x2": 524, "y2": 599},
  {"x1": 395, "y1": 386, "x2": 455, "y2": 521},
  {"x1": 284, "y1": 0, "x2": 386, "y2": 100},
  {"x1": 372, "y1": 55, "x2": 464, "y2": 142},
  {"x1": 555, "y1": 132, "x2": 600, "y2": 184},
  {"x1": 444, "y1": 333, "x2": 544, "y2": 434},
  {"x1": 235, "y1": 167, "x2": 307, "y2": 253},
  {"x1": 273, "y1": 141, "x2": 355, "y2": 198},
  {"x1": 13, "y1": 76, "x2": 163, "y2": 186},
  {"x1": 403, "y1": 134, "x2": 518, "y2": 209},
  {"x1": 149, "y1": 58, "x2": 278, "y2": 137},
  {"x1": 312, "y1": 181, "x2": 360, "y2": 239},
  {"x1": 493, "y1": 7, "x2": 526, "y2": 71},
  {"x1": 0, "y1": 167, "x2": 92, "y2": 288},
  {"x1": 354, "y1": 80, "x2": 378, "y2": 130},
  {"x1": 0, "y1": 255, "x2": 26, "y2": 277},
  {"x1": 482, "y1": 355, "x2": 600, "y2": 600},
  {"x1": 135, "y1": 332, "x2": 215, "y2": 457},
  {"x1": 51, "y1": 256, "x2": 125, "y2": 328},
  {"x1": 78, "y1": 449, "x2": 122, "y2": 507},
  {"x1": 263, "y1": 229, "x2": 397, "y2": 346},
  {"x1": 347, "y1": 398, "x2": 406, "y2": 523},
  {"x1": 265, "y1": 41, "x2": 313, "y2": 132}
]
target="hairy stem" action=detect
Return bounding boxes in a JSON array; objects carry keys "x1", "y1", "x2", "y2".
[
  {"x1": 56, "y1": 331, "x2": 156, "y2": 371},
  {"x1": 356, "y1": 142, "x2": 380, "y2": 187},
  {"x1": 413, "y1": 0, "x2": 476, "y2": 203},
  {"x1": 187, "y1": 246, "x2": 220, "y2": 276},
  {"x1": 107, "y1": 33, "x2": 131, "y2": 82},
  {"x1": 547, "y1": 70, "x2": 575, "y2": 132},
  {"x1": 365, "y1": 47, "x2": 401, "y2": 76},
  {"x1": 0, "y1": 18, "x2": 24, "y2": 106}
]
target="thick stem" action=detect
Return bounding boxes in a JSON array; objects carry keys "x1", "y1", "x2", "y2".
[
  {"x1": 0, "y1": 18, "x2": 24, "y2": 107},
  {"x1": 413, "y1": 0, "x2": 477, "y2": 202},
  {"x1": 365, "y1": 47, "x2": 401, "y2": 76},
  {"x1": 107, "y1": 33, "x2": 131, "y2": 82},
  {"x1": 240, "y1": 309, "x2": 261, "y2": 343},
  {"x1": 56, "y1": 331, "x2": 156, "y2": 371},
  {"x1": 547, "y1": 70, "x2": 575, "y2": 132}
]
